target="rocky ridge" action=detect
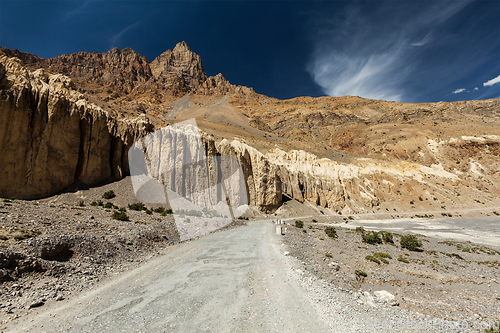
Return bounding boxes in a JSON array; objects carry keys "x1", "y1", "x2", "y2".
[{"x1": 0, "y1": 42, "x2": 499, "y2": 214}]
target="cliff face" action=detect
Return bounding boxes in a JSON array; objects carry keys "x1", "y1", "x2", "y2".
[
  {"x1": 1, "y1": 43, "x2": 498, "y2": 215},
  {"x1": 0, "y1": 47, "x2": 153, "y2": 95},
  {"x1": 150, "y1": 41, "x2": 207, "y2": 95},
  {"x1": 0, "y1": 56, "x2": 152, "y2": 199}
]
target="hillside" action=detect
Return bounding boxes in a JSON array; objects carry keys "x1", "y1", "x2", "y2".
[{"x1": 1, "y1": 42, "x2": 499, "y2": 214}]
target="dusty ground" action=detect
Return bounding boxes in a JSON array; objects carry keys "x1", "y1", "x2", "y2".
[
  {"x1": 0, "y1": 177, "x2": 245, "y2": 327},
  {"x1": 281, "y1": 217, "x2": 500, "y2": 324}
]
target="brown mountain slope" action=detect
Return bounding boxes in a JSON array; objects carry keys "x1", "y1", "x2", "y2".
[{"x1": 1, "y1": 43, "x2": 499, "y2": 214}]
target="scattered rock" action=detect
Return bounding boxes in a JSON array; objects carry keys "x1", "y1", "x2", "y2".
[
  {"x1": 28, "y1": 299, "x2": 44, "y2": 308},
  {"x1": 373, "y1": 290, "x2": 399, "y2": 306}
]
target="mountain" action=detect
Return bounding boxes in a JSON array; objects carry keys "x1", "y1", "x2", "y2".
[{"x1": 0, "y1": 42, "x2": 499, "y2": 214}]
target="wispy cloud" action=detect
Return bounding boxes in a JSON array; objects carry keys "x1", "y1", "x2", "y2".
[
  {"x1": 452, "y1": 88, "x2": 466, "y2": 94},
  {"x1": 62, "y1": 0, "x2": 95, "y2": 22},
  {"x1": 473, "y1": 87, "x2": 479, "y2": 91},
  {"x1": 110, "y1": 21, "x2": 141, "y2": 49},
  {"x1": 307, "y1": 1, "x2": 473, "y2": 102},
  {"x1": 483, "y1": 74, "x2": 500, "y2": 87}
]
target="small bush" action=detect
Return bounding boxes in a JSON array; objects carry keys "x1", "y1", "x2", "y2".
[
  {"x1": 355, "y1": 270, "x2": 367, "y2": 277},
  {"x1": 380, "y1": 231, "x2": 394, "y2": 244},
  {"x1": 451, "y1": 253, "x2": 464, "y2": 260},
  {"x1": 365, "y1": 255, "x2": 381, "y2": 264},
  {"x1": 112, "y1": 211, "x2": 129, "y2": 221},
  {"x1": 2, "y1": 198, "x2": 11, "y2": 203},
  {"x1": 128, "y1": 202, "x2": 146, "y2": 211},
  {"x1": 0, "y1": 235, "x2": 9, "y2": 240},
  {"x1": 312, "y1": 219, "x2": 317, "y2": 223},
  {"x1": 325, "y1": 253, "x2": 333, "y2": 258},
  {"x1": 154, "y1": 207, "x2": 165, "y2": 214},
  {"x1": 102, "y1": 190, "x2": 116, "y2": 199},
  {"x1": 397, "y1": 257, "x2": 409, "y2": 263},
  {"x1": 348, "y1": 216, "x2": 354, "y2": 220},
  {"x1": 104, "y1": 202, "x2": 114, "y2": 209},
  {"x1": 362, "y1": 231, "x2": 382, "y2": 245},
  {"x1": 295, "y1": 220, "x2": 304, "y2": 228},
  {"x1": 325, "y1": 227, "x2": 337, "y2": 238},
  {"x1": 400, "y1": 235, "x2": 422, "y2": 251},
  {"x1": 374, "y1": 252, "x2": 392, "y2": 259},
  {"x1": 161, "y1": 209, "x2": 173, "y2": 216},
  {"x1": 355, "y1": 226, "x2": 365, "y2": 234},
  {"x1": 78, "y1": 200, "x2": 85, "y2": 207},
  {"x1": 145, "y1": 209, "x2": 152, "y2": 215},
  {"x1": 302, "y1": 229, "x2": 307, "y2": 233}
]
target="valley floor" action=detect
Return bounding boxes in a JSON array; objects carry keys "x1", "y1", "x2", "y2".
[{"x1": 9, "y1": 220, "x2": 498, "y2": 333}]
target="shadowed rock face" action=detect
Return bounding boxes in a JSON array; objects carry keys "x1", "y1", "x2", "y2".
[
  {"x1": 0, "y1": 56, "x2": 152, "y2": 199},
  {"x1": 0, "y1": 55, "x2": 280, "y2": 209}
]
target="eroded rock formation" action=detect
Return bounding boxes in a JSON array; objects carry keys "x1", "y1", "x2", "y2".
[{"x1": 0, "y1": 56, "x2": 152, "y2": 199}]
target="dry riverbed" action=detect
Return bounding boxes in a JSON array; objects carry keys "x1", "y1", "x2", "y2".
[{"x1": 281, "y1": 218, "x2": 500, "y2": 324}]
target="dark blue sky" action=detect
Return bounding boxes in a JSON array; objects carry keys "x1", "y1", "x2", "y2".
[{"x1": 0, "y1": 0, "x2": 499, "y2": 102}]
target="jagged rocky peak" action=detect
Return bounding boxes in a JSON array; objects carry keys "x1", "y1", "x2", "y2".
[
  {"x1": 150, "y1": 41, "x2": 208, "y2": 91},
  {"x1": 197, "y1": 73, "x2": 235, "y2": 95}
]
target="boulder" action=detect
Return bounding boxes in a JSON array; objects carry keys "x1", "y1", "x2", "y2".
[{"x1": 373, "y1": 290, "x2": 399, "y2": 306}]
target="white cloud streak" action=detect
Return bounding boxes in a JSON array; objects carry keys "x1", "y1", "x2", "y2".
[
  {"x1": 110, "y1": 21, "x2": 141, "y2": 49},
  {"x1": 307, "y1": 1, "x2": 472, "y2": 102},
  {"x1": 62, "y1": 0, "x2": 95, "y2": 22},
  {"x1": 483, "y1": 74, "x2": 500, "y2": 87},
  {"x1": 452, "y1": 88, "x2": 466, "y2": 94}
]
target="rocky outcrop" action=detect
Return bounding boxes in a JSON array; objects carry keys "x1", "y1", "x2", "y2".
[
  {"x1": 216, "y1": 139, "x2": 282, "y2": 212},
  {"x1": 196, "y1": 73, "x2": 235, "y2": 95},
  {"x1": 0, "y1": 55, "x2": 152, "y2": 199},
  {"x1": 150, "y1": 41, "x2": 207, "y2": 96},
  {"x1": 1, "y1": 43, "x2": 257, "y2": 99},
  {"x1": 0, "y1": 47, "x2": 153, "y2": 95}
]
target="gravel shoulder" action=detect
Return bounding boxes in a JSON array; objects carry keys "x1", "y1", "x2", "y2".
[{"x1": 280, "y1": 217, "x2": 500, "y2": 328}]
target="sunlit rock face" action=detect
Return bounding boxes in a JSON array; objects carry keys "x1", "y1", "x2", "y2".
[{"x1": 0, "y1": 56, "x2": 152, "y2": 199}]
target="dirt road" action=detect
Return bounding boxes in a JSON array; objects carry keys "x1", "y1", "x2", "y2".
[
  {"x1": 13, "y1": 221, "x2": 332, "y2": 332},
  {"x1": 12, "y1": 220, "x2": 489, "y2": 333}
]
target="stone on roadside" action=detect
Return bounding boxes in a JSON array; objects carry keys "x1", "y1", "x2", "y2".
[
  {"x1": 373, "y1": 290, "x2": 399, "y2": 306},
  {"x1": 28, "y1": 299, "x2": 44, "y2": 308}
]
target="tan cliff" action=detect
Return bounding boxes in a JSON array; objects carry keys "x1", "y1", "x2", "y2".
[
  {"x1": 0, "y1": 42, "x2": 499, "y2": 215},
  {"x1": 0, "y1": 55, "x2": 152, "y2": 199}
]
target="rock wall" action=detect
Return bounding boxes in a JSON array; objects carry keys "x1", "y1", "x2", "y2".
[
  {"x1": 0, "y1": 56, "x2": 152, "y2": 199},
  {"x1": 0, "y1": 55, "x2": 484, "y2": 214}
]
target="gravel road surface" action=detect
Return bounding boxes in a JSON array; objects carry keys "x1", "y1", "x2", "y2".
[{"x1": 11, "y1": 221, "x2": 488, "y2": 332}]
